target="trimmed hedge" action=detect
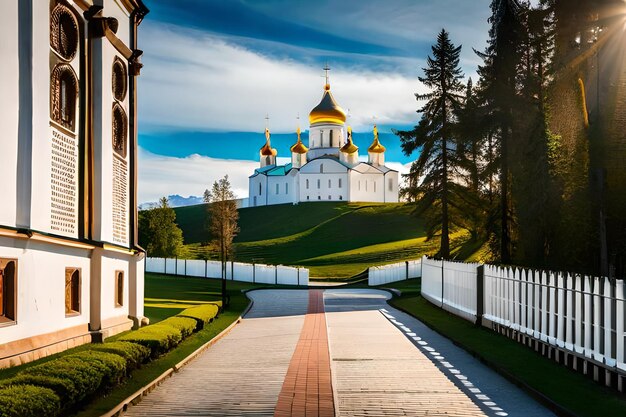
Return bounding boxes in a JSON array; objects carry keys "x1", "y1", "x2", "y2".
[
  {"x1": 67, "y1": 351, "x2": 127, "y2": 386},
  {"x1": 88, "y1": 341, "x2": 150, "y2": 370},
  {"x1": 0, "y1": 374, "x2": 74, "y2": 407},
  {"x1": 0, "y1": 384, "x2": 61, "y2": 417},
  {"x1": 178, "y1": 304, "x2": 219, "y2": 329},
  {"x1": 119, "y1": 323, "x2": 183, "y2": 356},
  {"x1": 160, "y1": 316, "x2": 197, "y2": 338}
]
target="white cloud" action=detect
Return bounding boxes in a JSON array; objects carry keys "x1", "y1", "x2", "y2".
[
  {"x1": 139, "y1": 24, "x2": 427, "y2": 134},
  {"x1": 138, "y1": 147, "x2": 257, "y2": 203},
  {"x1": 138, "y1": 147, "x2": 412, "y2": 204}
]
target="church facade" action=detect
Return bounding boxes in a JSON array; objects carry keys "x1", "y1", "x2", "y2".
[
  {"x1": 0, "y1": 0, "x2": 148, "y2": 368},
  {"x1": 249, "y1": 81, "x2": 400, "y2": 206}
]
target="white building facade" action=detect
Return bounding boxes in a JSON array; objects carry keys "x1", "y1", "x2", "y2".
[
  {"x1": 0, "y1": 0, "x2": 148, "y2": 368},
  {"x1": 249, "y1": 82, "x2": 400, "y2": 206}
]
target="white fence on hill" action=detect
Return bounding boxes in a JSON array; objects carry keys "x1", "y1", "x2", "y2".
[
  {"x1": 145, "y1": 257, "x2": 309, "y2": 286},
  {"x1": 368, "y1": 259, "x2": 422, "y2": 286},
  {"x1": 421, "y1": 255, "x2": 626, "y2": 375}
]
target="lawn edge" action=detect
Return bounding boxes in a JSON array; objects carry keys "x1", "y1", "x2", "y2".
[
  {"x1": 388, "y1": 296, "x2": 580, "y2": 417},
  {"x1": 102, "y1": 298, "x2": 254, "y2": 417}
]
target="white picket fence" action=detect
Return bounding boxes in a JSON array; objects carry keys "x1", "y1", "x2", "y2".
[
  {"x1": 145, "y1": 257, "x2": 309, "y2": 286},
  {"x1": 368, "y1": 259, "x2": 422, "y2": 286},
  {"x1": 421, "y1": 256, "x2": 626, "y2": 375}
]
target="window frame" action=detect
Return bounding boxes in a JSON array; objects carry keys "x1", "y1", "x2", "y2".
[
  {"x1": 115, "y1": 271, "x2": 124, "y2": 307},
  {"x1": 0, "y1": 259, "x2": 17, "y2": 325},
  {"x1": 65, "y1": 267, "x2": 81, "y2": 317}
]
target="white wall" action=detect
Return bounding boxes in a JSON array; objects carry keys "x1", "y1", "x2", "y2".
[
  {"x1": 0, "y1": 237, "x2": 91, "y2": 345},
  {"x1": 249, "y1": 174, "x2": 268, "y2": 207},
  {"x1": 266, "y1": 171, "x2": 298, "y2": 205},
  {"x1": 145, "y1": 257, "x2": 309, "y2": 286},
  {"x1": 368, "y1": 259, "x2": 422, "y2": 286},
  {"x1": 299, "y1": 159, "x2": 348, "y2": 202},
  {"x1": 349, "y1": 170, "x2": 385, "y2": 203},
  {"x1": 0, "y1": 0, "x2": 19, "y2": 227}
]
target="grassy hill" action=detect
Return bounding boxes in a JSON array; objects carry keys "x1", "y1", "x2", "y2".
[{"x1": 174, "y1": 202, "x2": 474, "y2": 278}]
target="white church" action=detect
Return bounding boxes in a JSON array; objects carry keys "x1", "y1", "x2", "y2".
[
  {"x1": 249, "y1": 78, "x2": 400, "y2": 206},
  {"x1": 0, "y1": 0, "x2": 148, "y2": 368}
]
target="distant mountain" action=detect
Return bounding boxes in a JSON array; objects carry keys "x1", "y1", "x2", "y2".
[{"x1": 139, "y1": 195, "x2": 204, "y2": 210}]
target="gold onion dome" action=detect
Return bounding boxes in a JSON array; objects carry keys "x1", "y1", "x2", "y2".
[
  {"x1": 368, "y1": 125, "x2": 386, "y2": 153},
  {"x1": 340, "y1": 126, "x2": 358, "y2": 154},
  {"x1": 260, "y1": 128, "x2": 277, "y2": 156},
  {"x1": 290, "y1": 127, "x2": 309, "y2": 154},
  {"x1": 309, "y1": 84, "x2": 347, "y2": 125}
]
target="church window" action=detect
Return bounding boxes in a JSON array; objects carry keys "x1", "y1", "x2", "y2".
[
  {"x1": 320, "y1": 130, "x2": 324, "y2": 146},
  {"x1": 65, "y1": 268, "x2": 80, "y2": 315},
  {"x1": 328, "y1": 195, "x2": 331, "y2": 200},
  {"x1": 339, "y1": 195, "x2": 343, "y2": 200},
  {"x1": 0, "y1": 259, "x2": 16, "y2": 323},
  {"x1": 306, "y1": 179, "x2": 309, "y2": 189},
  {"x1": 338, "y1": 178, "x2": 342, "y2": 188},
  {"x1": 330, "y1": 130, "x2": 334, "y2": 146},
  {"x1": 50, "y1": 4, "x2": 79, "y2": 61},
  {"x1": 320, "y1": 164, "x2": 324, "y2": 173},
  {"x1": 276, "y1": 183, "x2": 279, "y2": 195},
  {"x1": 374, "y1": 182, "x2": 377, "y2": 192},
  {"x1": 317, "y1": 179, "x2": 321, "y2": 189},
  {"x1": 328, "y1": 179, "x2": 331, "y2": 188},
  {"x1": 318, "y1": 196, "x2": 321, "y2": 200},
  {"x1": 51, "y1": 64, "x2": 78, "y2": 131},
  {"x1": 285, "y1": 183, "x2": 289, "y2": 194},
  {"x1": 112, "y1": 58, "x2": 128, "y2": 102},
  {"x1": 259, "y1": 183, "x2": 262, "y2": 195},
  {"x1": 388, "y1": 178, "x2": 393, "y2": 191},
  {"x1": 307, "y1": 196, "x2": 310, "y2": 200},
  {"x1": 112, "y1": 103, "x2": 128, "y2": 158},
  {"x1": 115, "y1": 271, "x2": 124, "y2": 307}
]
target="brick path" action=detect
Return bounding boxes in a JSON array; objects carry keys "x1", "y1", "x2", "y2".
[{"x1": 274, "y1": 290, "x2": 334, "y2": 417}]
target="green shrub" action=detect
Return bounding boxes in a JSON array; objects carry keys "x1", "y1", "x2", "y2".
[
  {"x1": 21, "y1": 357, "x2": 105, "y2": 404},
  {"x1": 119, "y1": 323, "x2": 182, "y2": 356},
  {"x1": 178, "y1": 304, "x2": 219, "y2": 329},
  {"x1": 160, "y1": 316, "x2": 197, "y2": 338},
  {"x1": 89, "y1": 341, "x2": 150, "y2": 369},
  {"x1": 0, "y1": 384, "x2": 61, "y2": 417},
  {"x1": 0, "y1": 375, "x2": 75, "y2": 407},
  {"x1": 66, "y1": 351, "x2": 127, "y2": 386}
]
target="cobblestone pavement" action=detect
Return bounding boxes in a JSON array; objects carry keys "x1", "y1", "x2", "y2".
[{"x1": 124, "y1": 289, "x2": 555, "y2": 417}]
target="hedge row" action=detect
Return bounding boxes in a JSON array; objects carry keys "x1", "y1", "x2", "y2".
[{"x1": 0, "y1": 303, "x2": 221, "y2": 416}]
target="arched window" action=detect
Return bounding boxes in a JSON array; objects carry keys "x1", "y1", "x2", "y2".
[
  {"x1": 0, "y1": 259, "x2": 16, "y2": 322},
  {"x1": 112, "y1": 103, "x2": 128, "y2": 158},
  {"x1": 306, "y1": 179, "x2": 309, "y2": 189},
  {"x1": 50, "y1": 5, "x2": 79, "y2": 61},
  {"x1": 317, "y1": 179, "x2": 321, "y2": 189},
  {"x1": 115, "y1": 271, "x2": 124, "y2": 307},
  {"x1": 65, "y1": 268, "x2": 80, "y2": 315},
  {"x1": 328, "y1": 179, "x2": 331, "y2": 188},
  {"x1": 320, "y1": 164, "x2": 324, "y2": 173},
  {"x1": 320, "y1": 130, "x2": 324, "y2": 146},
  {"x1": 339, "y1": 195, "x2": 343, "y2": 200},
  {"x1": 112, "y1": 58, "x2": 128, "y2": 102},
  {"x1": 338, "y1": 178, "x2": 342, "y2": 188},
  {"x1": 51, "y1": 64, "x2": 78, "y2": 131},
  {"x1": 276, "y1": 183, "x2": 279, "y2": 195},
  {"x1": 330, "y1": 130, "x2": 334, "y2": 146},
  {"x1": 285, "y1": 183, "x2": 289, "y2": 194},
  {"x1": 259, "y1": 183, "x2": 262, "y2": 196},
  {"x1": 388, "y1": 178, "x2": 393, "y2": 191},
  {"x1": 328, "y1": 195, "x2": 331, "y2": 200}
]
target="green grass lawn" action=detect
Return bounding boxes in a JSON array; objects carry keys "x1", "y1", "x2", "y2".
[
  {"x1": 389, "y1": 287, "x2": 626, "y2": 417},
  {"x1": 173, "y1": 202, "x2": 475, "y2": 278}
]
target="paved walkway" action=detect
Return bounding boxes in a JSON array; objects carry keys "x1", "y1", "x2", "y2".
[{"x1": 124, "y1": 289, "x2": 555, "y2": 417}]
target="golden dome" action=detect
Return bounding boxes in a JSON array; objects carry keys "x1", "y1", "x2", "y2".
[
  {"x1": 309, "y1": 84, "x2": 347, "y2": 125},
  {"x1": 368, "y1": 125, "x2": 386, "y2": 153},
  {"x1": 340, "y1": 126, "x2": 358, "y2": 154},
  {"x1": 260, "y1": 128, "x2": 277, "y2": 156},
  {"x1": 290, "y1": 127, "x2": 309, "y2": 154}
]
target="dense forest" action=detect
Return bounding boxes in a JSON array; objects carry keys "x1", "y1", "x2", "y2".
[{"x1": 398, "y1": 0, "x2": 626, "y2": 277}]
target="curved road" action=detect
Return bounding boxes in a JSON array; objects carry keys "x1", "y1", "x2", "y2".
[{"x1": 124, "y1": 289, "x2": 554, "y2": 417}]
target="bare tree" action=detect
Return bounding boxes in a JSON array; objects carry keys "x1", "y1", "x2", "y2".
[{"x1": 204, "y1": 175, "x2": 239, "y2": 308}]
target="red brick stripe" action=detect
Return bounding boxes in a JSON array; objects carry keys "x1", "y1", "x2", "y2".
[{"x1": 274, "y1": 290, "x2": 334, "y2": 417}]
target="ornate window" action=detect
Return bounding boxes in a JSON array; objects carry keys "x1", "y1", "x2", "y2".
[
  {"x1": 112, "y1": 58, "x2": 127, "y2": 101},
  {"x1": 115, "y1": 271, "x2": 124, "y2": 307},
  {"x1": 112, "y1": 103, "x2": 128, "y2": 158},
  {"x1": 51, "y1": 64, "x2": 78, "y2": 131},
  {"x1": 50, "y1": 4, "x2": 79, "y2": 61},
  {"x1": 0, "y1": 259, "x2": 16, "y2": 323},
  {"x1": 65, "y1": 268, "x2": 80, "y2": 315}
]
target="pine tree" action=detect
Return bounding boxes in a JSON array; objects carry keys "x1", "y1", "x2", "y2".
[
  {"x1": 204, "y1": 175, "x2": 239, "y2": 308},
  {"x1": 475, "y1": 0, "x2": 524, "y2": 263},
  {"x1": 396, "y1": 29, "x2": 465, "y2": 259}
]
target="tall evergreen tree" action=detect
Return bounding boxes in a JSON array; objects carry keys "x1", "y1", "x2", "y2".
[
  {"x1": 475, "y1": 0, "x2": 524, "y2": 263},
  {"x1": 396, "y1": 29, "x2": 465, "y2": 259}
]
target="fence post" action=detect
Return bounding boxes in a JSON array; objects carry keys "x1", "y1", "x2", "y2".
[
  {"x1": 184, "y1": 259, "x2": 187, "y2": 276},
  {"x1": 205, "y1": 260, "x2": 208, "y2": 278},
  {"x1": 175, "y1": 257, "x2": 178, "y2": 276},
  {"x1": 231, "y1": 262, "x2": 234, "y2": 281},
  {"x1": 297, "y1": 268, "x2": 300, "y2": 286},
  {"x1": 275, "y1": 266, "x2": 278, "y2": 285},
  {"x1": 476, "y1": 265, "x2": 484, "y2": 326},
  {"x1": 441, "y1": 260, "x2": 445, "y2": 308},
  {"x1": 252, "y1": 264, "x2": 256, "y2": 284},
  {"x1": 406, "y1": 261, "x2": 409, "y2": 280}
]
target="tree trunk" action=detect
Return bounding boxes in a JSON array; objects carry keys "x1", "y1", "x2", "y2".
[{"x1": 501, "y1": 124, "x2": 511, "y2": 264}]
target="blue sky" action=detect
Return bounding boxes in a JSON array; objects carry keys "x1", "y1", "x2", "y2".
[{"x1": 137, "y1": 0, "x2": 493, "y2": 203}]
